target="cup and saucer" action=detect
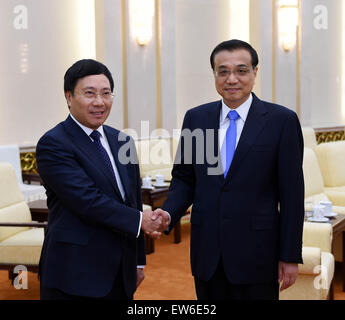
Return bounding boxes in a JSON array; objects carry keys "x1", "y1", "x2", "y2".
[
  {"x1": 153, "y1": 174, "x2": 168, "y2": 188},
  {"x1": 307, "y1": 204, "x2": 330, "y2": 223},
  {"x1": 319, "y1": 200, "x2": 337, "y2": 218},
  {"x1": 141, "y1": 176, "x2": 154, "y2": 190}
]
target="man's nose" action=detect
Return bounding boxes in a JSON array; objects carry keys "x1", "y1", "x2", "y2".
[
  {"x1": 226, "y1": 72, "x2": 238, "y2": 84},
  {"x1": 93, "y1": 94, "x2": 105, "y2": 105}
]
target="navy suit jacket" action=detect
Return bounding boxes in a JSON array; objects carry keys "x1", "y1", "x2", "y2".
[
  {"x1": 162, "y1": 93, "x2": 304, "y2": 284},
  {"x1": 36, "y1": 115, "x2": 145, "y2": 298}
]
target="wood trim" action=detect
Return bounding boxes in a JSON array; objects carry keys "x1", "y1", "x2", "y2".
[
  {"x1": 155, "y1": 0, "x2": 162, "y2": 129},
  {"x1": 296, "y1": 0, "x2": 301, "y2": 117},
  {"x1": 314, "y1": 126, "x2": 345, "y2": 133},
  {"x1": 94, "y1": 0, "x2": 105, "y2": 62},
  {"x1": 121, "y1": 0, "x2": 128, "y2": 128},
  {"x1": 272, "y1": 0, "x2": 277, "y2": 103},
  {"x1": 315, "y1": 129, "x2": 345, "y2": 144}
]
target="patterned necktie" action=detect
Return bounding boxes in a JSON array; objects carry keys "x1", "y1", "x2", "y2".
[
  {"x1": 223, "y1": 110, "x2": 240, "y2": 177},
  {"x1": 90, "y1": 130, "x2": 120, "y2": 191}
]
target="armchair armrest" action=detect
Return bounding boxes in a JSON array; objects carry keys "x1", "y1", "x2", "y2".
[
  {"x1": 298, "y1": 248, "x2": 335, "y2": 298},
  {"x1": 321, "y1": 252, "x2": 335, "y2": 293},
  {"x1": 302, "y1": 222, "x2": 332, "y2": 253},
  {"x1": 299, "y1": 246, "x2": 321, "y2": 275}
]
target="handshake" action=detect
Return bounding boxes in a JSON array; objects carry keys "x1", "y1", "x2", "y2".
[{"x1": 141, "y1": 208, "x2": 170, "y2": 239}]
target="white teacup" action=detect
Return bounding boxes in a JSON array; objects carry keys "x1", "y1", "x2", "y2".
[
  {"x1": 142, "y1": 176, "x2": 152, "y2": 188},
  {"x1": 155, "y1": 174, "x2": 165, "y2": 186},
  {"x1": 312, "y1": 204, "x2": 325, "y2": 220},
  {"x1": 319, "y1": 201, "x2": 333, "y2": 215}
]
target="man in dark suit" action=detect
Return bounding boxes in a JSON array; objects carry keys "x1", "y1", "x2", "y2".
[
  {"x1": 36, "y1": 59, "x2": 169, "y2": 300},
  {"x1": 161, "y1": 40, "x2": 304, "y2": 300}
]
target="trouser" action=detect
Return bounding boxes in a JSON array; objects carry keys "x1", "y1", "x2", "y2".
[
  {"x1": 40, "y1": 268, "x2": 131, "y2": 301},
  {"x1": 194, "y1": 259, "x2": 279, "y2": 300}
]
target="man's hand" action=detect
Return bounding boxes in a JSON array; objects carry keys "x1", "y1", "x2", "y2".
[
  {"x1": 146, "y1": 208, "x2": 170, "y2": 239},
  {"x1": 278, "y1": 261, "x2": 298, "y2": 291},
  {"x1": 141, "y1": 209, "x2": 163, "y2": 234},
  {"x1": 152, "y1": 208, "x2": 170, "y2": 230}
]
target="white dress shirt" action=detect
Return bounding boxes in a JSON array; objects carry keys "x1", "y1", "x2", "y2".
[
  {"x1": 69, "y1": 114, "x2": 142, "y2": 239},
  {"x1": 219, "y1": 93, "x2": 252, "y2": 172}
]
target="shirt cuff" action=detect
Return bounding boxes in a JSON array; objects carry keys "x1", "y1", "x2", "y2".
[
  {"x1": 137, "y1": 211, "x2": 143, "y2": 238},
  {"x1": 166, "y1": 211, "x2": 171, "y2": 224},
  {"x1": 137, "y1": 265, "x2": 145, "y2": 269}
]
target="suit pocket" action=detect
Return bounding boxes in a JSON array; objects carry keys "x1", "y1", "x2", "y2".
[
  {"x1": 52, "y1": 228, "x2": 89, "y2": 246},
  {"x1": 252, "y1": 215, "x2": 278, "y2": 230}
]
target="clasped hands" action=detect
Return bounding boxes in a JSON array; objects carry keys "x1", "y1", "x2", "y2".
[{"x1": 141, "y1": 208, "x2": 170, "y2": 239}]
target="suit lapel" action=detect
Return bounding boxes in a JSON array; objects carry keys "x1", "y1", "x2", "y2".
[
  {"x1": 224, "y1": 93, "x2": 269, "y2": 184},
  {"x1": 205, "y1": 101, "x2": 224, "y2": 184},
  {"x1": 104, "y1": 126, "x2": 133, "y2": 204},
  {"x1": 63, "y1": 116, "x2": 124, "y2": 200}
]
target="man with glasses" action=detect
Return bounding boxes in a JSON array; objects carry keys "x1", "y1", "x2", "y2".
[
  {"x1": 36, "y1": 59, "x2": 169, "y2": 300},
  {"x1": 162, "y1": 40, "x2": 304, "y2": 300}
]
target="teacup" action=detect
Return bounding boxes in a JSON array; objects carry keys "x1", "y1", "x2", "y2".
[
  {"x1": 155, "y1": 174, "x2": 165, "y2": 186},
  {"x1": 312, "y1": 204, "x2": 325, "y2": 220},
  {"x1": 319, "y1": 200, "x2": 332, "y2": 215},
  {"x1": 142, "y1": 176, "x2": 152, "y2": 188}
]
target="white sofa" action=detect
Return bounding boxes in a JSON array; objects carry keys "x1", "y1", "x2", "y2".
[
  {"x1": 302, "y1": 127, "x2": 318, "y2": 150},
  {"x1": 0, "y1": 163, "x2": 46, "y2": 279},
  {"x1": 0, "y1": 144, "x2": 46, "y2": 203},
  {"x1": 315, "y1": 140, "x2": 345, "y2": 193},
  {"x1": 303, "y1": 147, "x2": 345, "y2": 214}
]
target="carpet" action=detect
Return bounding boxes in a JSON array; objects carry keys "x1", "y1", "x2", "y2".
[{"x1": 1, "y1": 223, "x2": 344, "y2": 300}]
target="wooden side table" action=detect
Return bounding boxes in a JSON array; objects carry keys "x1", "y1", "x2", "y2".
[
  {"x1": 22, "y1": 172, "x2": 43, "y2": 185},
  {"x1": 329, "y1": 215, "x2": 345, "y2": 299},
  {"x1": 28, "y1": 199, "x2": 49, "y2": 222}
]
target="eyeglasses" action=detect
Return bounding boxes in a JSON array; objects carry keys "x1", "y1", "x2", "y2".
[
  {"x1": 76, "y1": 90, "x2": 115, "y2": 101},
  {"x1": 214, "y1": 67, "x2": 252, "y2": 79}
]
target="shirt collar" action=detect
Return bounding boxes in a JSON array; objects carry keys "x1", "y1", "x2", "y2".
[
  {"x1": 69, "y1": 113, "x2": 105, "y2": 139},
  {"x1": 220, "y1": 93, "x2": 252, "y2": 124}
]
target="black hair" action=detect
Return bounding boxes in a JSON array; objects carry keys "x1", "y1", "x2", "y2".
[
  {"x1": 64, "y1": 59, "x2": 114, "y2": 94},
  {"x1": 210, "y1": 39, "x2": 259, "y2": 70}
]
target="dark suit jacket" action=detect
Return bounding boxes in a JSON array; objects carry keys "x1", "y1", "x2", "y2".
[
  {"x1": 36, "y1": 115, "x2": 145, "y2": 298},
  {"x1": 162, "y1": 93, "x2": 304, "y2": 284}
]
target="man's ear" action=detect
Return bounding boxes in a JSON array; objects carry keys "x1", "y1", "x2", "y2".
[
  {"x1": 253, "y1": 66, "x2": 258, "y2": 78},
  {"x1": 65, "y1": 91, "x2": 72, "y2": 109}
]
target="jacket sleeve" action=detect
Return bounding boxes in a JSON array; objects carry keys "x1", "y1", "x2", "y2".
[
  {"x1": 278, "y1": 111, "x2": 305, "y2": 263},
  {"x1": 133, "y1": 143, "x2": 146, "y2": 265},
  {"x1": 162, "y1": 110, "x2": 196, "y2": 232},
  {"x1": 36, "y1": 133, "x2": 141, "y2": 238}
]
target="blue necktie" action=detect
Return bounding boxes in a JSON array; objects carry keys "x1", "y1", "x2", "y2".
[
  {"x1": 90, "y1": 130, "x2": 121, "y2": 193},
  {"x1": 223, "y1": 110, "x2": 239, "y2": 177}
]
